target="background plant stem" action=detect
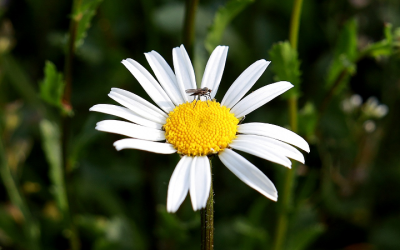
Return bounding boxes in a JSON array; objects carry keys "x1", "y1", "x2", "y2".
[
  {"x1": 0, "y1": 132, "x2": 40, "y2": 250},
  {"x1": 59, "y1": 0, "x2": 83, "y2": 249},
  {"x1": 273, "y1": 0, "x2": 303, "y2": 249},
  {"x1": 201, "y1": 159, "x2": 214, "y2": 250},
  {"x1": 183, "y1": 0, "x2": 199, "y2": 58},
  {"x1": 288, "y1": 0, "x2": 303, "y2": 51},
  {"x1": 63, "y1": 0, "x2": 82, "y2": 111}
]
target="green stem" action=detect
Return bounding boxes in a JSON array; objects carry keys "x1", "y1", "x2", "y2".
[
  {"x1": 273, "y1": 0, "x2": 303, "y2": 250},
  {"x1": 288, "y1": 0, "x2": 304, "y2": 51},
  {"x1": 59, "y1": 0, "x2": 83, "y2": 249},
  {"x1": 201, "y1": 159, "x2": 214, "y2": 250},
  {"x1": 0, "y1": 131, "x2": 40, "y2": 250},
  {"x1": 63, "y1": 0, "x2": 81, "y2": 112},
  {"x1": 183, "y1": 0, "x2": 199, "y2": 58}
]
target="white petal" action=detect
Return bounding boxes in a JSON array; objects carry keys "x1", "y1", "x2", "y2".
[
  {"x1": 219, "y1": 149, "x2": 278, "y2": 201},
  {"x1": 179, "y1": 45, "x2": 197, "y2": 90},
  {"x1": 167, "y1": 156, "x2": 192, "y2": 213},
  {"x1": 221, "y1": 60, "x2": 270, "y2": 108},
  {"x1": 229, "y1": 140, "x2": 292, "y2": 168},
  {"x1": 235, "y1": 134, "x2": 305, "y2": 164},
  {"x1": 230, "y1": 81, "x2": 293, "y2": 118},
  {"x1": 189, "y1": 156, "x2": 211, "y2": 211},
  {"x1": 108, "y1": 91, "x2": 166, "y2": 124},
  {"x1": 200, "y1": 46, "x2": 229, "y2": 99},
  {"x1": 145, "y1": 51, "x2": 185, "y2": 105},
  {"x1": 238, "y1": 123, "x2": 310, "y2": 152},
  {"x1": 96, "y1": 120, "x2": 165, "y2": 141},
  {"x1": 113, "y1": 138, "x2": 176, "y2": 154},
  {"x1": 111, "y1": 88, "x2": 167, "y2": 118},
  {"x1": 173, "y1": 46, "x2": 196, "y2": 102},
  {"x1": 121, "y1": 59, "x2": 175, "y2": 113},
  {"x1": 90, "y1": 104, "x2": 163, "y2": 130}
]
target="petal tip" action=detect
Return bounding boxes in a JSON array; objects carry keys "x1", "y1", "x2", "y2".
[
  {"x1": 166, "y1": 206, "x2": 176, "y2": 213},
  {"x1": 286, "y1": 81, "x2": 294, "y2": 87},
  {"x1": 113, "y1": 141, "x2": 123, "y2": 151}
]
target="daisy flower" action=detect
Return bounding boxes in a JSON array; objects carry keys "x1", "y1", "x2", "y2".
[{"x1": 90, "y1": 45, "x2": 309, "y2": 213}]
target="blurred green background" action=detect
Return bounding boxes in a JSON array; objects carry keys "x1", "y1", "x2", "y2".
[{"x1": 1, "y1": 0, "x2": 400, "y2": 249}]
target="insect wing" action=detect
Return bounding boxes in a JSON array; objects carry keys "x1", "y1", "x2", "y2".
[{"x1": 185, "y1": 89, "x2": 199, "y2": 94}]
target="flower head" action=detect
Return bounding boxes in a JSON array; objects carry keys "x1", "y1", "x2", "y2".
[{"x1": 90, "y1": 45, "x2": 309, "y2": 212}]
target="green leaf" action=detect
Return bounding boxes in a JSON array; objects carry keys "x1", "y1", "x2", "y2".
[
  {"x1": 326, "y1": 19, "x2": 357, "y2": 87},
  {"x1": 74, "y1": 0, "x2": 103, "y2": 48},
  {"x1": 268, "y1": 41, "x2": 301, "y2": 99},
  {"x1": 39, "y1": 120, "x2": 68, "y2": 218},
  {"x1": 205, "y1": 0, "x2": 254, "y2": 53},
  {"x1": 361, "y1": 23, "x2": 395, "y2": 59},
  {"x1": 39, "y1": 61, "x2": 65, "y2": 108}
]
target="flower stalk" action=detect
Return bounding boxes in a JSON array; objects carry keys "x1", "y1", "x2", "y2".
[
  {"x1": 183, "y1": 0, "x2": 199, "y2": 58},
  {"x1": 273, "y1": 0, "x2": 303, "y2": 250},
  {"x1": 201, "y1": 159, "x2": 214, "y2": 250}
]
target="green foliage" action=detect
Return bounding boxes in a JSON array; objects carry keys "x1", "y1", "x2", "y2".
[
  {"x1": 0, "y1": 207, "x2": 25, "y2": 248},
  {"x1": 39, "y1": 61, "x2": 65, "y2": 108},
  {"x1": 77, "y1": 216, "x2": 137, "y2": 250},
  {"x1": 327, "y1": 19, "x2": 358, "y2": 88},
  {"x1": 361, "y1": 23, "x2": 400, "y2": 59},
  {"x1": 298, "y1": 102, "x2": 317, "y2": 140},
  {"x1": 74, "y1": 0, "x2": 104, "y2": 48},
  {"x1": 205, "y1": 0, "x2": 254, "y2": 53},
  {"x1": 324, "y1": 21, "x2": 399, "y2": 106},
  {"x1": 39, "y1": 119, "x2": 68, "y2": 218},
  {"x1": 269, "y1": 41, "x2": 301, "y2": 98},
  {"x1": 0, "y1": 128, "x2": 41, "y2": 250}
]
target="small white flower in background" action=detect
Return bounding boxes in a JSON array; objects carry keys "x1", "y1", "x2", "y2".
[
  {"x1": 90, "y1": 45, "x2": 309, "y2": 213},
  {"x1": 342, "y1": 94, "x2": 362, "y2": 113},
  {"x1": 350, "y1": 94, "x2": 363, "y2": 107},
  {"x1": 362, "y1": 96, "x2": 388, "y2": 119},
  {"x1": 363, "y1": 120, "x2": 376, "y2": 133}
]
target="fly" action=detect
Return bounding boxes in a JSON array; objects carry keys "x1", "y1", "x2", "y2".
[{"x1": 185, "y1": 87, "x2": 212, "y2": 108}]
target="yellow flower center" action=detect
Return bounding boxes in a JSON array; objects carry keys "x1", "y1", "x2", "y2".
[{"x1": 164, "y1": 100, "x2": 239, "y2": 156}]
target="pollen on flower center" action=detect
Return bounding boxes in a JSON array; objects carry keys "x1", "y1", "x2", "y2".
[{"x1": 164, "y1": 100, "x2": 239, "y2": 156}]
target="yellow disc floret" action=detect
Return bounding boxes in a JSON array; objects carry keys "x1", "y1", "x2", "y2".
[{"x1": 164, "y1": 100, "x2": 239, "y2": 156}]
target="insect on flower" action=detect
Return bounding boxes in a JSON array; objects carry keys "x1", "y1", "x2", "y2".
[{"x1": 185, "y1": 87, "x2": 212, "y2": 108}]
